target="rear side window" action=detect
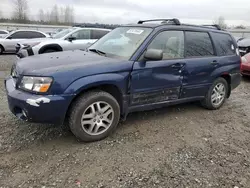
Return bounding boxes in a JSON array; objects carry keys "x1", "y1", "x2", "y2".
[
  {"x1": 185, "y1": 31, "x2": 214, "y2": 57},
  {"x1": 91, "y1": 30, "x2": 109, "y2": 39},
  {"x1": 211, "y1": 33, "x2": 236, "y2": 56},
  {"x1": 28, "y1": 31, "x2": 46, "y2": 38}
]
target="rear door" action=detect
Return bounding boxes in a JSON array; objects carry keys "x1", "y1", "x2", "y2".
[
  {"x1": 130, "y1": 30, "x2": 185, "y2": 106},
  {"x1": 181, "y1": 31, "x2": 220, "y2": 98}
]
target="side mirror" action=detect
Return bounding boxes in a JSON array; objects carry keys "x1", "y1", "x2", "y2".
[
  {"x1": 144, "y1": 49, "x2": 163, "y2": 61},
  {"x1": 7, "y1": 36, "x2": 12, "y2": 39},
  {"x1": 67, "y1": 36, "x2": 76, "y2": 42}
]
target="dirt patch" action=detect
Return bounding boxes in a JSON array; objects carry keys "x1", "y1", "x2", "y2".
[{"x1": 1, "y1": 55, "x2": 250, "y2": 187}]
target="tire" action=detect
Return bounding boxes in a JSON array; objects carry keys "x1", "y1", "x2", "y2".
[
  {"x1": 69, "y1": 91, "x2": 120, "y2": 142},
  {"x1": 0, "y1": 45, "x2": 4, "y2": 54},
  {"x1": 43, "y1": 49, "x2": 57, "y2": 53},
  {"x1": 201, "y1": 77, "x2": 228, "y2": 110}
]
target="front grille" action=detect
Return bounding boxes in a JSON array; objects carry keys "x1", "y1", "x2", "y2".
[{"x1": 15, "y1": 44, "x2": 21, "y2": 53}]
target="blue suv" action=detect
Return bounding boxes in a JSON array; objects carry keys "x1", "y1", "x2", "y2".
[{"x1": 5, "y1": 19, "x2": 241, "y2": 142}]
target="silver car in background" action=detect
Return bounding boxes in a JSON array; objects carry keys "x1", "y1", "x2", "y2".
[
  {"x1": 0, "y1": 30, "x2": 50, "y2": 54},
  {"x1": 16, "y1": 27, "x2": 111, "y2": 58}
]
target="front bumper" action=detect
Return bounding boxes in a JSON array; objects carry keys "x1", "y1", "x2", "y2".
[
  {"x1": 5, "y1": 77, "x2": 74, "y2": 125},
  {"x1": 16, "y1": 47, "x2": 34, "y2": 58},
  {"x1": 241, "y1": 63, "x2": 250, "y2": 76}
]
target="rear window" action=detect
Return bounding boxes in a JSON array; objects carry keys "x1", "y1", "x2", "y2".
[
  {"x1": 211, "y1": 32, "x2": 236, "y2": 56},
  {"x1": 185, "y1": 31, "x2": 215, "y2": 57},
  {"x1": 28, "y1": 31, "x2": 46, "y2": 38}
]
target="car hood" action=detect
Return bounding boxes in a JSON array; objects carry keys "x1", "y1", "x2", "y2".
[
  {"x1": 15, "y1": 50, "x2": 133, "y2": 77},
  {"x1": 238, "y1": 38, "x2": 250, "y2": 47}
]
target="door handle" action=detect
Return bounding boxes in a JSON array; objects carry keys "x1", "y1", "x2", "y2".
[
  {"x1": 171, "y1": 63, "x2": 184, "y2": 69},
  {"x1": 210, "y1": 60, "x2": 218, "y2": 65}
]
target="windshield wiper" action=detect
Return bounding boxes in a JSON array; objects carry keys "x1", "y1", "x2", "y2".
[{"x1": 88, "y1": 49, "x2": 106, "y2": 56}]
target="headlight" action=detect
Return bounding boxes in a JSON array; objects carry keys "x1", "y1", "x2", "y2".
[
  {"x1": 23, "y1": 42, "x2": 41, "y2": 48},
  {"x1": 19, "y1": 76, "x2": 53, "y2": 93}
]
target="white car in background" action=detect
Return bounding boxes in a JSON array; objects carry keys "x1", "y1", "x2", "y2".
[
  {"x1": 0, "y1": 30, "x2": 50, "y2": 54},
  {"x1": 16, "y1": 27, "x2": 111, "y2": 58},
  {"x1": 0, "y1": 30, "x2": 9, "y2": 38}
]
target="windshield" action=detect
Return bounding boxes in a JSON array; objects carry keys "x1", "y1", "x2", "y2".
[
  {"x1": 52, "y1": 28, "x2": 75, "y2": 39},
  {"x1": 89, "y1": 27, "x2": 153, "y2": 59}
]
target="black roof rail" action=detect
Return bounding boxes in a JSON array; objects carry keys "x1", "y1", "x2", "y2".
[
  {"x1": 138, "y1": 19, "x2": 181, "y2": 25},
  {"x1": 201, "y1": 24, "x2": 222, "y2": 30}
]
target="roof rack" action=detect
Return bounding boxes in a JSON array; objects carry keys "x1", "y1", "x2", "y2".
[
  {"x1": 201, "y1": 24, "x2": 222, "y2": 30},
  {"x1": 138, "y1": 19, "x2": 181, "y2": 25}
]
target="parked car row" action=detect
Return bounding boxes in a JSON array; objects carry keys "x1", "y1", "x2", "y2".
[
  {"x1": 16, "y1": 27, "x2": 110, "y2": 58},
  {"x1": 5, "y1": 19, "x2": 241, "y2": 142},
  {"x1": 232, "y1": 35, "x2": 250, "y2": 75},
  {"x1": 0, "y1": 27, "x2": 110, "y2": 56}
]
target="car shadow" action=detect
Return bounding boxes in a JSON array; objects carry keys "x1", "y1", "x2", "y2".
[
  {"x1": 0, "y1": 52, "x2": 16, "y2": 55},
  {"x1": 2, "y1": 101, "x2": 203, "y2": 153},
  {"x1": 242, "y1": 75, "x2": 250, "y2": 83}
]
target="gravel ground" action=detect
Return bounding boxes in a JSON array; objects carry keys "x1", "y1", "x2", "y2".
[{"x1": 1, "y1": 55, "x2": 250, "y2": 188}]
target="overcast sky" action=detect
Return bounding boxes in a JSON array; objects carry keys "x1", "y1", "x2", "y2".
[{"x1": 1, "y1": 0, "x2": 250, "y2": 26}]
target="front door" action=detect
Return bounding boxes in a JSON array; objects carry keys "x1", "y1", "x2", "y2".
[{"x1": 130, "y1": 30, "x2": 185, "y2": 106}]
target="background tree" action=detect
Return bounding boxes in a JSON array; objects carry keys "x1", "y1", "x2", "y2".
[
  {"x1": 235, "y1": 25, "x2": 246, "y2": 29},
  {"x1": 64, "y1": 6, "x2": 74, "y2": 24},
  {"x1": 39, "y1": 9, "x2": 45, "y2": 22},
  {"x1": 213, "y1": 16, "x2": 227, "y2": 29},
  {"x1": 50, "y1": 5, "x2": 59, "y2": 24},
  {"x1": 12, "y1": 0, "x2": 28, "y2": 23}
]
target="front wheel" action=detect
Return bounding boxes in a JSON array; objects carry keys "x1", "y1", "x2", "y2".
[
  {"x1": 201, "y1": 77, "x2": 228, "y2": 110},
  {"x1": 69, "y1": 91, "x2": 120, "y2": 142}
]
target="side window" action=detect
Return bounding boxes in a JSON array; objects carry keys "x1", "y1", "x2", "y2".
[
  {"x1": 91, "y1": 30, "x2": 109, "y2": 39},
  {"x1": 147, "y1": 31, "x2": 184, "y2": 60},
  {"x1": 211, "y1": 33, "x2": 236, "y2": 56},
  {"x1": 9, "y1": 31, "x2": 26, "y2": 39},
  {"x1": 0, "y1": 31, "x2": 7, "y2": 34},
  {"x1": 71, "y1": 30, "x2": 91, "y2": 40},
  {"x1": 28, "y1": 31, "x2": 46, "y2": 38},
  {"x1": 185, "y1": 32, "x2": 214, "y2": 57}
]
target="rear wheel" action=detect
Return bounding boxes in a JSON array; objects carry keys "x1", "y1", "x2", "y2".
[
  {"x1": 201, "y1": 77, "x2": 228, "y2": 110},
  {"x1": 69, "y1": 91, "x2": 120, "y2": 142}
]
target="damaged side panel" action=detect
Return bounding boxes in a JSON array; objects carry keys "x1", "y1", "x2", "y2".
[{"x1": 131, "y1": 87, "x2": 180, "y2": 105}]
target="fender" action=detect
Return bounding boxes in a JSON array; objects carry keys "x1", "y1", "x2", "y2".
[
  {"x1": 210, "y1": 63, "x2": 240, "y2": 82},
  {"x1": 63, "y1": 73, "x2": 130, "y2": 95},
  {"x1": 38, "y1": 44, "x2": 63, "y2": 54},
  {"x1": 210, "y1": 55, "x2": 241, "y2": 81},
  {"x1": 0, "y1": 44, "x2": 5, "y2": 51}
]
